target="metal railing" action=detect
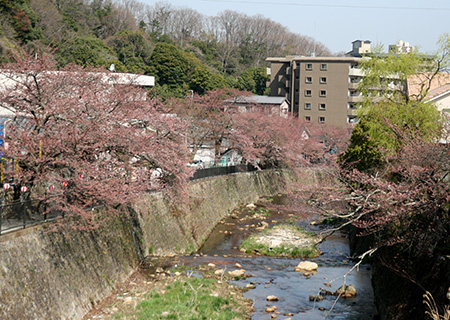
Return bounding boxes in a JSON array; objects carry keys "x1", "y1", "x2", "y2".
[
  {"x1": 0, "y1": 197, "x2": 63, "y2": 235},
  {"x1": 190, "y1": 164, "x2": 259, "y2": 180}
]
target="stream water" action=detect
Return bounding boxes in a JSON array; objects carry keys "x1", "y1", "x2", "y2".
[{"x1": 167, "y1": 199, "x2": 377, "y2": 319}]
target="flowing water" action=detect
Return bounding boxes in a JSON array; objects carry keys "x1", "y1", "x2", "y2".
[{"x1": 167, "y1": 199, "x2": 377, "y2": 319}]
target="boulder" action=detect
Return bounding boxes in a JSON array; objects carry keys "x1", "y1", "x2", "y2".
[
  {"x1": 335, "y1": 284, "x2": 357, "y2": 298},
  {"x1": 294, "y1": 261, "x2": 318, "y2": 272},
  {"x1": 266, "y1": 295, "x2": 279, "y2": 301},
  {"x1": 228, "y1": 269, "x2": 246, "y2": 277},
  {"x1": 214, "y1": 269, "x2": 225, "y2": 275},
  {"x1": 265, "y1": 306, "x2": 277, "y2": 312},
  {"x1": 309, "y1": 295, "x2": 324, "y2": 301},
  {"x1": 246, "y1": 203, "x2": 257, "y2": 209}
]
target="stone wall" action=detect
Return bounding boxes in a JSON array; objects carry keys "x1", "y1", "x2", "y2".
[{"x1": 0, "y1": 168, "x2": 329, "y2": 320}]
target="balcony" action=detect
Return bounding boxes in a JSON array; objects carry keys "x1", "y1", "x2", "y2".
[
  {"x1": 348, "y1": 82, "x2": 359, "y2": 90},
  {"x1": 348, "y1": 96, "x2": 363, "y2": 103},
  {"x1": 349, "y1": 68, "x2": 364, "y2": 77}
]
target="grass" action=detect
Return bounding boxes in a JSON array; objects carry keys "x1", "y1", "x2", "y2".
[
  {"x1": 249, "y1": 207, "x2": 272, "y2": 217},
  {"x1": 134, "y1": 277, "x2": 249, "y2": 320}
]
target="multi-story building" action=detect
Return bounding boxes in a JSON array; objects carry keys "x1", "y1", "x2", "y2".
[
  {"x1": 348, "y1": 40, "x2": 372, "y2": 57},
  {"x1": 389, "y1": 40, "x2": 414, "y2": 54},
  {"x1": 266, "y1": 56, "x2": 363, "y2": 126}
]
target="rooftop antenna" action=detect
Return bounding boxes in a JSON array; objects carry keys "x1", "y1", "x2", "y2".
[{"x1": 312, "y1": 21, "x2": 317, "y2": 57}]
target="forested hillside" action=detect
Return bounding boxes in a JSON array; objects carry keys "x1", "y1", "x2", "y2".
[{"x1": 0, "y1": 0, "x2": 332, "y2": 97}]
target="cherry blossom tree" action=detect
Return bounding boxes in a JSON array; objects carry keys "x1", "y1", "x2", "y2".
[
  {"x1": 170, "y1": 88, "x2": 247, "y2": 164},
  {"x1": 0, "y1": 52, "x2": 191, "y2": 225},
  {"x1": 231, "y1": 110, "x2": 351, "y2": 169}
]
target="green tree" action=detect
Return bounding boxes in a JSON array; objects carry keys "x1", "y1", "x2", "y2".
[
  {"x1": 149, "y1": 42, "x2": 188, "y2": 90},
  {"x1": 106, "y1": 29, "x2": 154, "y2": 74},
  {"x1": 0, "y1": 0, "x2": 41, "y2": 43},
  {"x1": 236, "y1": 67, "x2": 269, "y2": 95},
  {"x1": 56, "y1": 35, "x2": 116, "y2": 67},
  {"x1": 342, "y1": 100, "x2": 442, "y2": 170},
  {"x1": 184, "y1": 52, "x2": 225, "y2": 94},
  {"x1": 342, "y1": 36, "x2": 450, "y2": 171}
]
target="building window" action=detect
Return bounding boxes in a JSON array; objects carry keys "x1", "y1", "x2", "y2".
[
  {"x1": 320, "y1": 77, "x2": 327, "y2": 84},
  {"x1": 319, "y1": 116, "x2": 325, "y2": 123},
  {"x1": 305, "y1": 116, "x2": 311, "y2": 122},
  {"x1": 305, "y1": 90, "x2": 312, "y2": 97},
  {"x1": 306, "y1": 63, "x2": 313, "y2": 70},
  {"x1": 348, "y1": 115, "x2": 358, "y2": 124},
  {"x1": 306, "y1": 77, "x2": 312, "y2": 83},
  {"x1": 321, "y1": 63, "x2": 328, "y2": 70},
  {"x1": 320, "y1": 90, "x2": 326, "y2": 97},
  {"x1": 319, "y1": 103, "x2": 326, "y2": 110},
  {"x1": 305, "y1": 103, "x2": 311, "y2": 110}
]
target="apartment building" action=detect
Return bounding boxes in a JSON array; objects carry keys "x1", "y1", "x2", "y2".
[
  {"x1": 389, "y1": 40, "x2": 414, "y2": 54},
  {"x1": 266, "y1": 56, "x2": 363, "y2": 126}
]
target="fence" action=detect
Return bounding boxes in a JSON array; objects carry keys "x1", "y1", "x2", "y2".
[
  {"x1": 190, "y1": 164, "x2": 259, "y2": 180},
  {"x1": 0, "y1": 164, "x2": 273, "y2": 235},
  {"x1": 0, "y1": 197, "x2": 63, "y2": 235}
]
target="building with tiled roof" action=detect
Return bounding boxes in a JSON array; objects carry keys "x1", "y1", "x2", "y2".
[{"x1": 407, "y1": 73, "x2": 450, "y2": 112}]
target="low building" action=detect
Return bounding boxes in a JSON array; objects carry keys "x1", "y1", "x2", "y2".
[
  {"x1": 407, "y1": 73, "x2": 450, "y2": 112},
  {"x1": 233, "y1": 95, "x2": 289, "y2": 117},
  {"x1": 0, "y1": 71, "x2": 155, "y2": 116}
]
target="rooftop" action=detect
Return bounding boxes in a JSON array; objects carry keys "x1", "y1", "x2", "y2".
[
  {"x1": 266, "y1": 56, "x2": 362, "y2": 63},
  {"x1": 235, "y1": 95, "x2": 287, "y2": 105},
  {"x1": 407, "y1": 73, "x2": 450, "y2": 100}
]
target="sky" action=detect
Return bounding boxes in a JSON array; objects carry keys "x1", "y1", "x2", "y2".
[{"x1": 141, "y1": 0, "x2": 450, "y2": 54}]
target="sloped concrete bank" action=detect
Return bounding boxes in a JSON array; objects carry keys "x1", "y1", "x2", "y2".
[{"x1": 0, "y1": 168, "x2": 333, "y2": 320}]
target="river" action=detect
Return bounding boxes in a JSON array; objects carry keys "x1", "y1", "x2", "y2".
[{"x1": 168, "y1": 198, "x2": 377, "y2": 319}]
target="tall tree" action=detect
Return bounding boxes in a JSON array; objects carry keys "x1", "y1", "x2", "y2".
[{"x1": 148, "y1": 42, "x2": 188, "y2": 90}]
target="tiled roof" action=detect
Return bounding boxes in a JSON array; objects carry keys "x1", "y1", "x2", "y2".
[{"x1": 234, "y1": 95, "x2": 287, "y2": 105}]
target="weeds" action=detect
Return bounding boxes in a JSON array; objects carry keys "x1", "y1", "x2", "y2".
[
  {"x1": 424, "y1": 291, "x2": 450, "y2": 320},
  {"x1": 135, "y1": 277, "x2": 249, "y2": 320}
]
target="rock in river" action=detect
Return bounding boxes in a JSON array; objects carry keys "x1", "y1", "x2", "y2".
[
  {"x1": 228, "y1": 269, "x2": 246, "y2": 277},
  {"x1": 335, "y1": 284, "x2": 357, "y2": 298},
  {"x1": 295, "y1": 261, "x2": 318, "y2": 272},
  {"x1": 266, "y1": 295, "x2": 279, "y2": 301}
]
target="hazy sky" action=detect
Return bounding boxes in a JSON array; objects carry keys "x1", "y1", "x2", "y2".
[{"x1": 141, "y1": 0, "x2": 450, "y2": 54}]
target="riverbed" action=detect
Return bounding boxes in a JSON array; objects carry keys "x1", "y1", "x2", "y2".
[{"x1": 169, "y1": 199, "x2": 377, "y2": 319}]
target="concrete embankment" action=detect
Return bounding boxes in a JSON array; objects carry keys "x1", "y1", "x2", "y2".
[{"x1": 0, "y1": 168, "x2": 332, "y2": 320}]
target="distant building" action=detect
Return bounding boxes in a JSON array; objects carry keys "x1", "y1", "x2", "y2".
[
  {"x1": 348, "y1": 40, "x2": 372, "y2": 57},
  {"x1": 0, "y1": 71, "x2": 155, "y2": 116},
  {"x1": 407, "y1": 73, "x2": 450, "y2": 113},
  {"x1": 389, "y1": 40, "x2": 414, "y2": 54},
  {"x1": 266, "y1": 55, "x2": 363, "y2": 126},
  {"x1": 233, "y1": 95, "x2": 289, "y2": 117}
]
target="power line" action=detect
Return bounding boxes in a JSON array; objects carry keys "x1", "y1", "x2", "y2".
[{"x1": 201, "y1": 0, "x2": 450, "y2": 11}]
